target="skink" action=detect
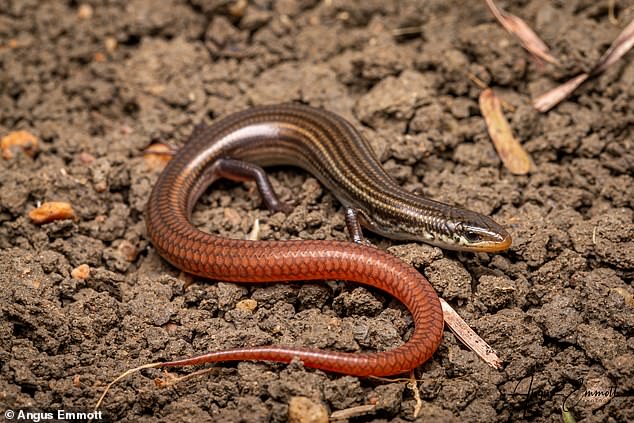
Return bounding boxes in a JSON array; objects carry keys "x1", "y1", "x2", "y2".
[{"x1": 145, "y1": 103, "x2": 511, "y2": 376}]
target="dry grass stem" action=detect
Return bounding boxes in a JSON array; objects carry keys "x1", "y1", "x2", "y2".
[
  {"x1": 592, "y1": 18, "x2": 634, "y2": 75},
  {"x1": 330, "y1": 404, "x2": 377, "y2": 420},
  {"x1": 93, "y1": 363, "x2": 162, "y2": 413},
  {"x1": 485, "y1": 0, "x2": 559, "y2": 65},
  {"x1": 408, "y1": 370, "x2": 424, "y2": 418}
]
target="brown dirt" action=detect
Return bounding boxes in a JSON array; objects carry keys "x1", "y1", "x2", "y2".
[{"x1": 1, "y1": 1, "x2": 633, "y2": 422}]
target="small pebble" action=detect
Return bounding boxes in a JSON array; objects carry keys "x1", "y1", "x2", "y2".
[
  {"x1": 1, "y1": 130, "x2": 39, "y2": 159},
  {"x1": 104, "y1": 37, "x2": 117, "y2": 53},
  {"x1": 71, "y1": 264, "x2": 90, "y2": 280},
  {"x1": 143, "y1": 143, "x2": 173, "y2": 170},
  {"x1": 288, "y1": 396, "x2": 328, "y2": 423},
  {"x1": 78, "y1": 152, "x2": 96, "y2": 165},
  {"x1": 236, "y1": 299, "x2": 257, "y2": 312},
  {"x1": 228, "y1": 0, "x2": 248, "y2": 17},
  {"x1": 163, "y1": 322, "x2": 179, "y2": 335},
  {"x1": 117, "y1": 240, "x2": 138, "y2": 262},
  {"x1": 77, "y1": 4, "x2": 93, "y2": 19},
  {"x1": 29, "y1": 202, "x2": 76, "y2": 224}
]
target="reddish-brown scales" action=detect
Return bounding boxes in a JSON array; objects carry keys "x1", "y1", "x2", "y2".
[{"x1": 147, "y1": 236, "x2": 444, "y2": 375}]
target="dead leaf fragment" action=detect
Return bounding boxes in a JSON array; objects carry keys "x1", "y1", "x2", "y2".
[
  {"x1": 485, "y1": 0, "x2": 559, "y2": 65},
  {"x1": 143, "y1": 143, "x2": 174, "y2": 170},
  {"x1": 440, "y1": 298, "x2": 503, "y2": 369},
  {"x1": 533, "y1": 74, "x2": 590, "y2": 113},
  {"x1": 246, "y1": 218, "x2": 261, "y2": 241},
  {"x1": 479, "y1": 89, "x2": 533, "y2": 175},
  {"x1": 534, "y1": 19, "x2": 634, "y2": 112},
  {"x1": 71, "y1": 264, "x2": 91, "y2": 280},
  {"x1": 29, "y1": 202, "x2": 76, "y2": 224},
  {"x1": 1, "y1": 130, "x2": 39, "y2": 159}
]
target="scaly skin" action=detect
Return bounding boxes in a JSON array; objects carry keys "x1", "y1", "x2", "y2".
[{"x1": 146, "y1": 103, "x2": 508, "y2": 375}]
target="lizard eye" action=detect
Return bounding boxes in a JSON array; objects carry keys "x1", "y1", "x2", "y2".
[{"x1": 463, "y1": 230, "x2": 482, "y2": 243}]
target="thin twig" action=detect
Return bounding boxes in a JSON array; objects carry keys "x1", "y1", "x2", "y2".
[
  {"x1": 408, "y1": 370, "x2": 424, "y2": 418},
  {"x1": 440, "y1": 298, "x2": 503, "y2": 369},
  {"x1": 466, "y1": 72, "x2": 489, "y2": 90},
  {"x1": 154, "y1": 367, "x2": 220, "y2": 388},
  {"x1": 330, "y1": 404, "x2": 377, "y2": 420},
  {"x1": 609, "y1": 0, "x2": 619, "y2": 25},
  {"x1": 93, "y1": 363, "x2": 162, "y2": 413},
  {"x1": 391, "y1": 26, "x2": 424, "y2": 36},
  {"x1": 465, "y1": 72, "x2": 516, "y2": 111}
]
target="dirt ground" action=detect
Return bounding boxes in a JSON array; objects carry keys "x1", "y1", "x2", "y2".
[{"x1": 1, "y1": 1, "x2": 633, "y2": 422}]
